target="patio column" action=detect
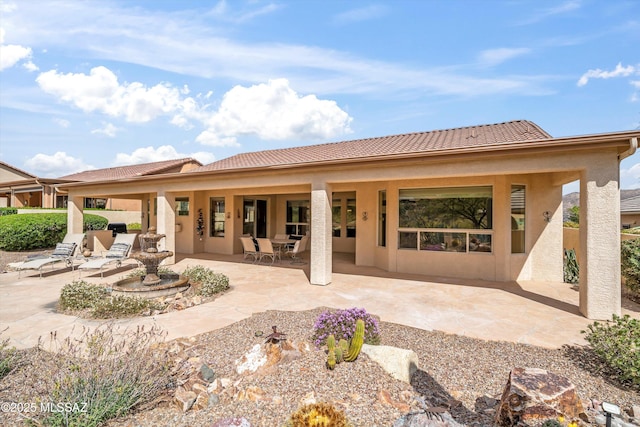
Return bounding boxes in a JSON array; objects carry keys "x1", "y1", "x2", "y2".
[
  {"x1": 156, "y1": 190, "x2": 176, "y2": 264},
  {"x1": 310, "y1": 180, "x2": 332, "y2": 285},
  {"x1": 579, "y1": 155, "x2": 621, "y2": 319},
  {"x1": 67, "y1": 194, "x2": 84, "y2": 234}
]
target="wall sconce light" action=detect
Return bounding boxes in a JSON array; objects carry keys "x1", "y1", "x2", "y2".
[
  {"x1": 362, "y1": 211, "x2": 368, "y2": 221},
  {"x1": 226, "y1": 212, "x2": 231, "y2": 219},
  {"x1": 543, "y1": 211, "x2": 551, "y2": 222},
  {"x1": 237, "y1": 209, "x2": 241, "y2": 219}
]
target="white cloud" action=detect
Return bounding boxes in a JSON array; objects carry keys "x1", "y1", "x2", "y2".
[
  {"x1": 621, "y1": 161, "x2": 640, "y2": 189},
  {"x1": 112, "y1": 145, "x2": 215, "y2": 166},
  {"x1": 53, "y1": 118, "x2": 70, "y2": 128},
  {"x1": 24, "y1": 152, "x2": 94, "y2": 178},
  {"x1": 196, "y1": 78, "x2": 352, "y2": 146},
  {"x1": 577, "y1": 62, "x2": 637, "y2": 86},
  {"x1": 91, "y1": 122, "x2": 119, "y2": 137},
  {"x1": 36, "y1": 66, "x2": 206, "y2": 124},
  {"x1": 517, "y1": 0, "x2": 582, "y2": 25},
  {"x1": 333, "y1": 5, "x2": 388, "y2": 25},
  {"x1": 477, "y1": 48, "x2": 531, "y2": 67},
  {"x1": 0, "y1": 28, "x2": 33, "y2": 71}
]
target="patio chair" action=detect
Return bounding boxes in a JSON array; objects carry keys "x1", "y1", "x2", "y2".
[
  {"x1": 256, "y1": 238, "x2": 281, "y2": 265},
  {"x1": 240, "y1": 236, "x2": 259, "y2": 263},
  {"x1": 15, "y1": 233, "x2": 85, "y2": 278},
  {"x1": 78, "y1": 233, "x2": 137, "y2": 277},
  {"x1": 285, "y1": 235, "x2": 309, "y2": 264}
]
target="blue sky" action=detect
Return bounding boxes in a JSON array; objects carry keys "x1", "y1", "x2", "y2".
[{"x1": 0, "y1": 0, "x2": 639, "y2": 191}]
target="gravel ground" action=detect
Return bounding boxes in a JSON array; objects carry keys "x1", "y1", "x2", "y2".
[{"x1": 97, "y1": 308, "x2": 638, "y2": 427}]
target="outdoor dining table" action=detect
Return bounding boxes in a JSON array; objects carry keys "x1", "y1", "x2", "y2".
[{"x1": 270, "y1": 238, "x2": 296, "y2": 252}]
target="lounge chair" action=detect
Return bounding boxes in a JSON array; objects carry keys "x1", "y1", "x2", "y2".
[
  {"x1": 256, "y1": 238, "x2": 281, "y2": 264},
  {"x1": 240, "y1": 236, "x2": 259, "y2": 263},
  {"x1": 15, "y1": 233, "x2": 85, "y2": 278},
  {"x1": 78, "y1": 233, "x2": 137, "y2": 277}
]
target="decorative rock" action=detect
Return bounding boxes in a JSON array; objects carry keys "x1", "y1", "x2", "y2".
[
  {"x1": 235, "y1": 344, "x2": 267, "y2": 374},
  {"x1": 378, "y1": 389, "x2": 412, "y2": 412},
  {"x1": 192, "y1": 392, "x2": 209, "y2": 410},
  {"x1": 200, "y1": 363, "x2": 215, "y2": 383},
  {"x1": 174, "y1": 386, "x2": 197, "y2": 412},
  {"x1": 494, "y1": 367, "x2": 586, "y2": 426},
  {"x1": 210, "y1": 417, "x2": 252, "y2": 427},
  {"x1": 361, "y1": 343, "x2": 419, "y2": 383},
  {"x1": 632, "y1": 405, "x2": 640, "y2": 419}
]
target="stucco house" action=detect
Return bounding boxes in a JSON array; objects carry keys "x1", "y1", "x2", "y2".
[
  {"x1": 0, "y1": 158, "x2": 202, "y2": 209},
  {"x1": 57, "y1": 120, "x2": 639, "y2": 320},
  {"x1": 621, "y1": 194, "x2": 640, "y2": 229}
]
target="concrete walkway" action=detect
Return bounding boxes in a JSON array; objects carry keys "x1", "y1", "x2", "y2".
[{"x1": 1, "y1": 253, "x2": 639, "y2": 350}]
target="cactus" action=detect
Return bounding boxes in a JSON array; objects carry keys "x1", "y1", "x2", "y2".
[
  {"x1": 326, "y1": 334, "x2": 336, "y2": 351},
  {"x1": 339, "y1": 338, "x2": 349, "y2": 355},
  {"x1": 334, "y1": 346, "x2": 343, "y2": 364},
  {"x1": 344, "y1": 319, "x2": 364, "y2": 362},
  {"x1": 285, "y1": 402, "x2": 351, "y2": 427},
  {"x1": 327, "y1": 348, "x2": 336, "y2": 370}
]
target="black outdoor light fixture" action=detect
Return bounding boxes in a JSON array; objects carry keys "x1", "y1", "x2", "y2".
[
  {"x1": 602, "y1": 401, "x2": 620, "y2": 427},
  {"x1": 543, "y1": 211, "x2": 552, "y2": 222}
]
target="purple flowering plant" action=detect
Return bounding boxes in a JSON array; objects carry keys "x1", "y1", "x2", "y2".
[{"x1": 311, "y1": 307, "x2": 381, "y2": 348}]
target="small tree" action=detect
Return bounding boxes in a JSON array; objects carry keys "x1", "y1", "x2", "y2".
[{"x1": 568, "y1": 205, "x2": 580, "y2": 224}]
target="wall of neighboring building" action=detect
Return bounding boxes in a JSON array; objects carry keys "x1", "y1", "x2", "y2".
[{"x1": 622, "y1": 213, "x2": 640, "y2": 228}]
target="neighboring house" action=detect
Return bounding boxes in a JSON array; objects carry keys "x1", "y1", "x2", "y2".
[
  {"x1": 0, "y1": 158, "x2": 202, "y2": 209},
  {"x1": 57, "y1": 120, "x2": 640, "y2": 320},
  {"x1": 0, "y1": 161, "x2": 67, "y2": 208},
  {"x1": 621, "y1": 195, "x2": 640, "y2": 228}
]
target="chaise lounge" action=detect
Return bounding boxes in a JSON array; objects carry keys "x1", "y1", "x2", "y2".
[
  {"x1": 14, "y1": 233, "x2": 85, "y2": 278},
  {"x1": 78, "y1": 233, "x2": 137, "y2": 277}
]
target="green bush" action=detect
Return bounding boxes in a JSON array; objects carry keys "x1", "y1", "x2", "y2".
[
  {"x1": 59, "y1": 281, "x2": 109, "y2": 311},
  {"x1": 182, "y1": 265, "x2": 230, "y2": 297},
  {"x1": 563, "y1": 248, "x2": 579, "y2": 284},
  {"x1": 92, "y1": 295, "x2": 161, "y2": 318},
  {"x1": 0, "y1": 207, "x2": 17, "y2": 216},
  {"x1": 0, "y1": 213, "x2": 108, "y2": 250},
  {"x1": 621, "y1": 238, "x2": 640, "y2": 295},
  {"x1": 126, "y1": 266, "x2": 175, "y2": 278},
  {"x1": 127, "y1": 222, "x2": 142, "y2": 230},
  {"x1": 38, "y1": 324, "x2": 173, "y2": 427},
  {"x1": 582, "y1": 314, "x2": 640, "y2": 387},
  {"x1": 0, "y1": 336, "x2": 20, "y2": 379}
]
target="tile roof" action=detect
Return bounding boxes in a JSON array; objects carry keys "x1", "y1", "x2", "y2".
[
  {"x1": 193, "y1": 120, "x2": 552, "y2": 172},
  {"x1": 0, "y1": 161, "x2": 36, "y2": 179},
  {"x1": 621, "y1": 195, "x2": 640, "y2": 213},
  {"x1": 58, "y1": 158, "x2": 202, "y2": 182}
]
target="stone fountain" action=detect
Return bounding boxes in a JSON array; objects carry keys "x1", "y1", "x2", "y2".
[{"x1": 111, "y1": 227, "x2": 189, "y2": 299}]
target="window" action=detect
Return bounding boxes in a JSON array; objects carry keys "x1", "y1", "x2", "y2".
[
  {"x1": 332, "y1": 200, "x2": 341, "y2": 237},
  {"x1": 511, "y1": 185, "x2": 525, "y2": 253},
  {"x1": 175, "y1": 197, "x2": 189, "y2": 216},
  {"x1": 398, "y1": 186, "x2": 493, "y2": 252},
  {"x1": 378, "y1": 191, "x2": 386, "y2": 247},
  {"x1": 286, "y1": 200, "x2": 309, "y2": 236},
  {"x1": 210, "y1": 197, "x2": 225, "y2": 237}
]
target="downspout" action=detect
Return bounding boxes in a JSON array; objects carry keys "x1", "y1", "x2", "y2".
[{"x1": 619, "y1": 137, "x2": 637, "y2": 161}]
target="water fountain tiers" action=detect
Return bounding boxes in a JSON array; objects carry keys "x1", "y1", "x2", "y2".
[{"x1": 133, "y1": 226, "x2": 173, "y2": 286}]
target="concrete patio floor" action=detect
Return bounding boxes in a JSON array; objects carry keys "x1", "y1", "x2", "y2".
[{"x1": 1, "y1": 252, "x2": 639, "y2": 350}]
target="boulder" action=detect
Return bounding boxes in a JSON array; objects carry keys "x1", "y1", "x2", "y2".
[
  {"x1": 361, "y1": 343, "x2": 419, "y2": 383},
  {"x1": 494, "y1": 367, "x2": 586, "y2": 426},
  {"x1": 210, "y1": 417, "x2": 252, "y2": 427},
  {"x1": 393, "y1": 411, "x2": 465, "y2": 427}
]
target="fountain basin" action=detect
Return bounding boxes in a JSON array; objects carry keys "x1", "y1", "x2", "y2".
[{"x1": 112, "y1": 274, "x2": 190, "y2": 299}]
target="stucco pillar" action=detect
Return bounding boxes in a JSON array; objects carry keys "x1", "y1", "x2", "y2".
[
  {"x1": 310, "y1": 180, "x2": 332, "y2": 285},
  {"x1": 67, "y1": 194, "x2": 84, "y2": 235},
  {"x1": 579, "y1": 156, "x2": 621, "y2": 319},
  {"x1": 494, "y1": 176, "x2": 510, "y2": 282},
  {"x1": 156, "y1": 191, "x2": 176, "y2": 265}
]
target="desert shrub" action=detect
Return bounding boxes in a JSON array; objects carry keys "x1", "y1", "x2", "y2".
[
  {"x1": 563, "y1": 248, "x2": 579, "y2": 284},
  {"x1": 92, "y1": 295, "x2": 161, "y2": 318},
  {"x1": 59, "y1": 281, "x2": 108, "y2": 311},
  {"x1": 0, "y1": 335, "x2": 20, "y2": 379},
  {"x1": 127, "y1": 222, "x2": 142, "y2": 230},
  {"x1": 621, "y1": 238, "x2": 640, "y2": 295},
  {"x1": 182, "y1": 265, "x2": 230, "y2": 297},
  {"x1": 312, "y1": 307, "x2": 380, "y2": 348},
  {"x1": 582, "y1": 314, "x2": 640, "y2": 387},
  {"x1": 37, "y1": 324, "x2": 173, "y2": 427},
  {"x1": 0, "y1": 213, "x2": 107, "y2": 250}
]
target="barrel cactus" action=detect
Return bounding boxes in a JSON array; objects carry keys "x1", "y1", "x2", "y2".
[{"x1": 285, "y1": 402, "x2": 352, "y2": 427}]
